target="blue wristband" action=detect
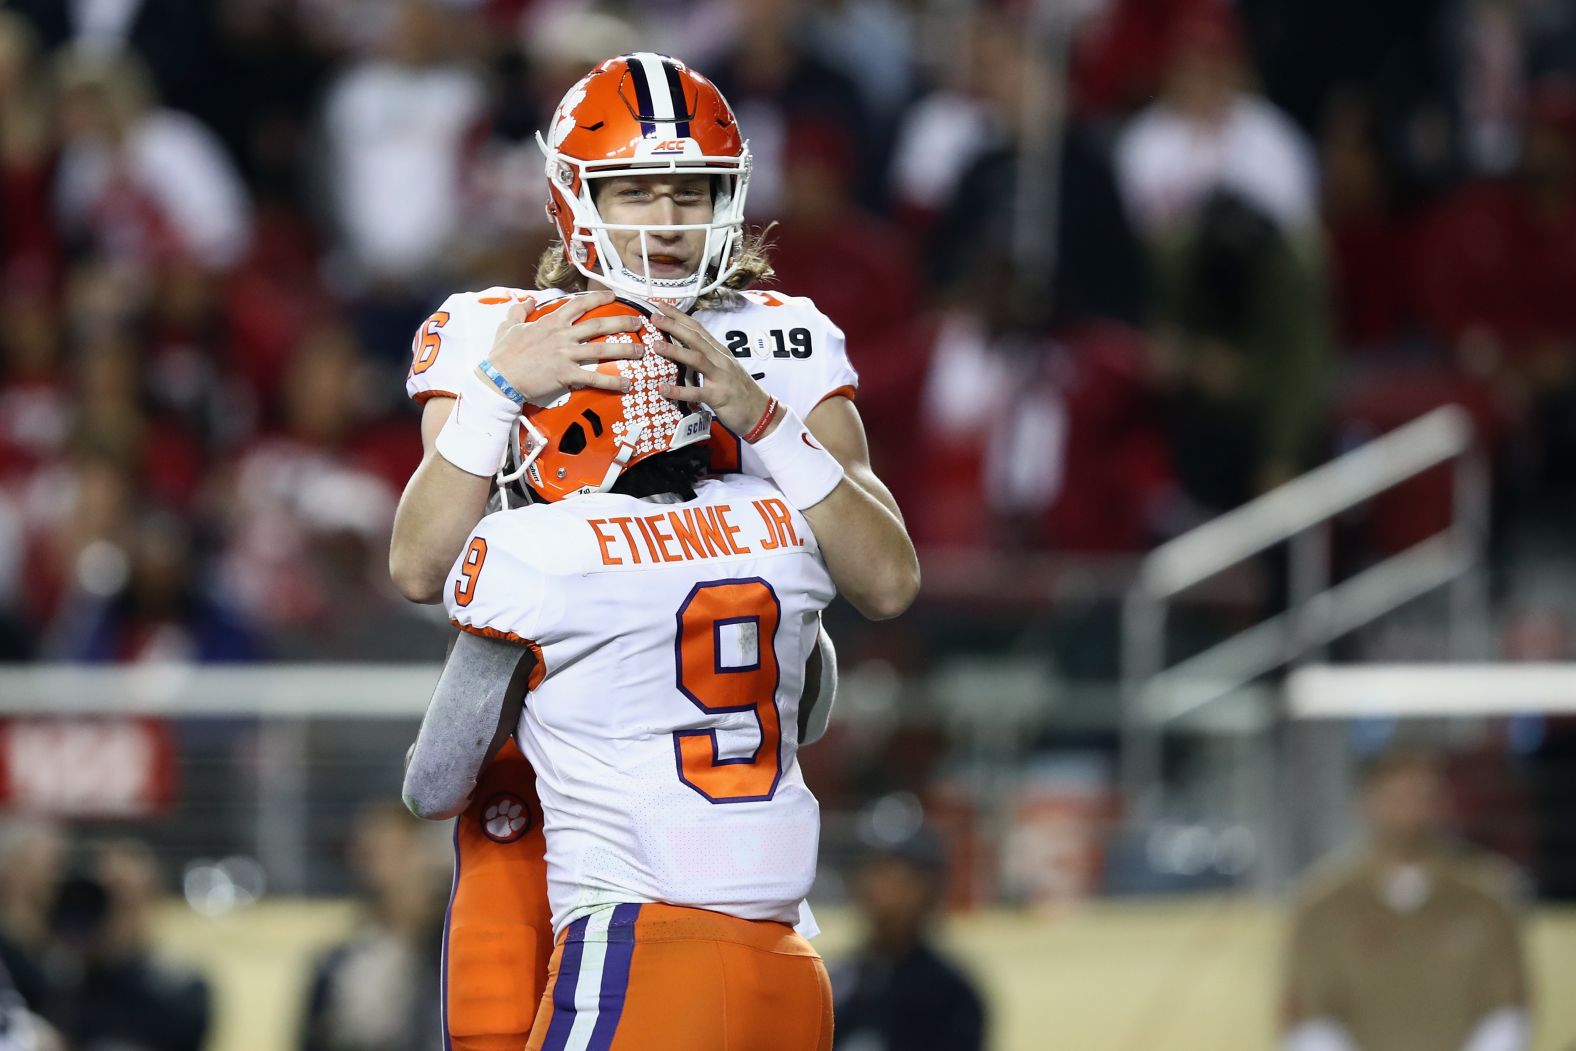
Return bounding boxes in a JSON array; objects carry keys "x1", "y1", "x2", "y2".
[{"x1": 479, "y1": 360, "x2": 526, "y2": 407}]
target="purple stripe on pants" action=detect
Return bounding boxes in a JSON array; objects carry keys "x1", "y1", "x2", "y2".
[
  {"x1": 541, "y1": 916, "x2": 591, "y2": 1051},
  {"x1": 587, "y1": 904, "x2": 643, "y2": 1051},
  {"x1": 439, "y1": 820, "x2": 461, "y2": 1051}
]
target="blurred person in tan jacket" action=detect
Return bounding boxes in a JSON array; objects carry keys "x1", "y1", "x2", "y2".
[{"x1": 1280, "y1": 748, "x2": 1530, "y2": 1051}]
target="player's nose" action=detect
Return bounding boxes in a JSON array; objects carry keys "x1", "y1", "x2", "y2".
[{"x1": 650, "y1": 196, "x2": 683, "y2": 230}]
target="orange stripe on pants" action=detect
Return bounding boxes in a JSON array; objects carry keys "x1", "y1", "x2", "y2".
[
  {"x1": 444, "y1": 739, "x2": 554, "y2": 1051},
  {"x1": 526, "y1": 903, "x2": 833, "y2": 1051}
]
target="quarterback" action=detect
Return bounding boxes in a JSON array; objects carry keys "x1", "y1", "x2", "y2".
[
  {"x1": 405, "y1": 298, "x2": 838, "y2": 1050},
  {"x1": 387, "y1": 53, "x2": 919, "y2": 1050}
]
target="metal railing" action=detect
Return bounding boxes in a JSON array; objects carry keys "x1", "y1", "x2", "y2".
[{"x1": 1119, "y1": 406, "x2": 1491, "y2": 818}]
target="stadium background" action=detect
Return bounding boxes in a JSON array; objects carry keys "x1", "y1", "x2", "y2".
[{"x1": 1, "y1": 0, "x2": 1575, "y2": 1047}]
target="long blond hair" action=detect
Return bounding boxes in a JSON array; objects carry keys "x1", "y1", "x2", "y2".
[{"x1": 533, "y1": 227, "x2": 776, "y2": 311}]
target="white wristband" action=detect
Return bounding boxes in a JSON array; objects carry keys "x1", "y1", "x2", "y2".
[
  {"x1": 748, "y1": 405, "x2": 844, "y2": 510},
  {"x1": 435, "y1": 367, "x2": 522, "y2": 477}
]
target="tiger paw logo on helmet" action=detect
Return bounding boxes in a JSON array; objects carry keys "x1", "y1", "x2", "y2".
[{"x1": 481, "y1": 793, "x2": 531, "y2": 843}]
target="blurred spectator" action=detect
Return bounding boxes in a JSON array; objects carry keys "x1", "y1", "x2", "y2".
[
  {"x1": 1454, "y1": 0, "x2": 1528, "y2": 175},
  {"x1": 1072, "y1": 0, "x2": 1205, "y2": 121},
  {"x1": 831, "y1": 804, "x2": 985, "y2": 1051},
  {"x1": 913, "y1": 297, "x2": 1169, "y2": 553},
  {"x1": 927, "y1": 11, "x2": 1146, "y2": 327},
  {"x1": 0, "y1": 491, "x2": 25, "y2": 659},
  {"x1": 209, "y1": 3, "x2": 333, "y2": 201},
  {"x1": 807, "y1": 0, "x2": 917, "y2": 134},
  {"x1": 52, "y1": 46, "x2": 251, "y2": 272},
  {"x1": 456, "y1": 8, "x2": 637, "y2": 290},
  {"x1": 886, "y1": 13, "x2": 1009, "y2": 228},
  {"x1": 300, "y1": 803, "x2": 445, "y2": 1051},
  {"x1": 1151, "y1": 191, "x2": 1330, "y2": 509},
  {"x1": 1281, "y1": 749, "x2": 1529, "y2": 1051},
  {"x1": 38, "y1": 841, "x2": 211, "y2": 1051},
  {"x1": 768, "y1": 120, "x2": 916, "y2": 362},
  {"x1": 1114, "y1": 6, "x2": 1319, "y2": 240},
  {"x1": 22, "y1": 451, "x2": 136, "y2": 634},
  {"x1": 320, "y1": 0, "x2": 486, "y2": 296},
  {"x1": 0, "y1": 963, "x2": 60, "y2": 1051},
  {"x1": 1408, "y1": 78, "x2": 1576, "y2": 522},
  {"x1": 217, "y1": 321, "x2": 417, "y2": 648},
  {"x1": 0, "y1": 822, "x2": 66, "y2": 1012},
  {"x1": 50, "y1": 509, "x2": 261, "y2": 663},
  {"x1": 1319, "y1": 90, "x2": 1410, "y2": 351},
  {"x1": 0, "y1": 13, "x2": 60, "y2": 292},
  {"x1": 702, "y1": 0, "x2": 874, "y2": 217},
  {"x1": 5, "y1": 0, "x2": 228, "y2": 141}
]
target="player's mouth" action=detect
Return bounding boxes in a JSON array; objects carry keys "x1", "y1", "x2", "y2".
[{"x1": 644, "y1": 253, "x2": 691, "y2": 278}]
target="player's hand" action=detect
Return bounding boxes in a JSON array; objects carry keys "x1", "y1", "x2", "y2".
[
  {"x1": 649, "y1": 303, "x2": 773, "y2": 435},
  {"x1": 485, "y1": 290, "x2": 645, "y2": 405}
]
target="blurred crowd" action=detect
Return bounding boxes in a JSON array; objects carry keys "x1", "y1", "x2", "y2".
[
  {"x1": 0, "y1": 820, "x2": 210, "y2": 1051},
  {"x1": 0, "y1": 0, "x2": 1575, "y2": 663}
]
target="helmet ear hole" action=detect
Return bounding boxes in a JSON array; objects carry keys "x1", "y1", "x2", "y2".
[{"x1": 558, "y1": 423, "x2": 587, "y2": 455}]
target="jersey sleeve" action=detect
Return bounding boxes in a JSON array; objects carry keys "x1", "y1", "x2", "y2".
[
  {"x1": 405, "y1": 286, "x2": 566, "y2": 404},
  {"x1": 444, "y1": 512, "x2": 553, "y2": 645}
]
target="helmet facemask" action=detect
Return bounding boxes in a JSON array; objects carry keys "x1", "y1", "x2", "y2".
[{"x1": 539, "y1": 134, "x2": 752, "y2": 311}]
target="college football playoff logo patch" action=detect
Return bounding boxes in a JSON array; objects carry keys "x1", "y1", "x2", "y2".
[{"x1": 481, "y1": 793, "x2": 530, "y2": 843}]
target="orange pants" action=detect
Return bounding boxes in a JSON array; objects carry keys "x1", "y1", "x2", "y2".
[
  {"x1": 525, "y1": 902, "x2": 833, "y2": 1051},
  {"x1": 443, "y1": 740, "x2": 554, "y2": 1051}
]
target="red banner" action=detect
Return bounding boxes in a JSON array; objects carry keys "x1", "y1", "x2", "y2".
[{"x1": 0, "y1": 717, "x2": 177, "y2": 817}]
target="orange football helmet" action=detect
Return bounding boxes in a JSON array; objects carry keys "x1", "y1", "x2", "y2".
[
  {"x1": 536, "y1": 53, "x2": 751, "y2": 307},
  {"x1": 495, "y1": 296, "x2": 712, "y2": 504}
]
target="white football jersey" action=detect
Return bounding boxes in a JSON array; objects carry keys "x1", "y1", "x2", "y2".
[
  {"x1": 444, "y1": 474, "x2": 836, "y2": 933},
  {"x1": 405, "y1": 286, "x2": 860, "y2": 436}
]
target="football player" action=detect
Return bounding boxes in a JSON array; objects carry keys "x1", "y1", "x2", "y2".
[
  {"x1": 388, "y1": 54, "x2": 919, "y2": 1050},
  {"x1": 404, "y1": 303, "x2": 837, "y2": 1050}
]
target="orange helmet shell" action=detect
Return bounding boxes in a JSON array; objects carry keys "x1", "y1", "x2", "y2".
[
  {"x1": 505, "y1": 296, "x2": 712, "y2": 503},
  {"x1": 538, "y1": 54, "x2": 751, "y2": 306},
  {"x1": 544, "y1": 55, "x2": 743, "y2": 174}
]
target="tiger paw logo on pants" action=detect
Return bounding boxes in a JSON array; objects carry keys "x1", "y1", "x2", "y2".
[{"x1": 481, "y1": 793, "x2": 531, "y2": 843}]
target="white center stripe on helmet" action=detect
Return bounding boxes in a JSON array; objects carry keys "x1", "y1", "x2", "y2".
[{"x1": 633, "y1": 53, "x2": 678, "y2": 139}]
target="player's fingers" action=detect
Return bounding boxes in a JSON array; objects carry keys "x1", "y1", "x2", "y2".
[
  {"x1": 561, "y1": 290, "x2": 618, "y2": 325},
  {"x1": 570, "y1": 369, "x2": 633, "y2": 393},
  {"x1": 496, "y1": 298, "x2": 535, "y2": 341},
  {"x1": 579, "y1": 341, "x2": 646, "y2": 362},
  {"x1": 652, "y1": 314, "x2": 728, "y2": 365},
  {"x1": 650, "y1": 338, "x2": 710, "y2": 372},
  {"x1": 568, "y1": 315, "x2": 644, "y2": 340},
  {"x1": 648, "y1": 305, "x2": 701, "y2": 339},
  {"x1": 660, "y1": 383, "x2": 707, "y2": 403}
]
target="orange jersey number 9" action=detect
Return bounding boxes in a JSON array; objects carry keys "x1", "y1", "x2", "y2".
[
  {"x1": 410, "y1": 310, "x2": 451, "y2": 376},
  {"x1": 454, "y1": 537, "x2": 488, "y2": 607},
  {"x1": 673, "y1": 578, "x2": 783, "y2": 804}
]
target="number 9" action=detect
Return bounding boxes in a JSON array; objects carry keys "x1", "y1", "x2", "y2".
[{"x1": 672, "y1": 578, "x2": 783, "y2": 804}]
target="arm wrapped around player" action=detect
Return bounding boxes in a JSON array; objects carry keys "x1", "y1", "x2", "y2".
[{"x1": 403, "y1": 632, "x2": 538, "y2": 820}]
